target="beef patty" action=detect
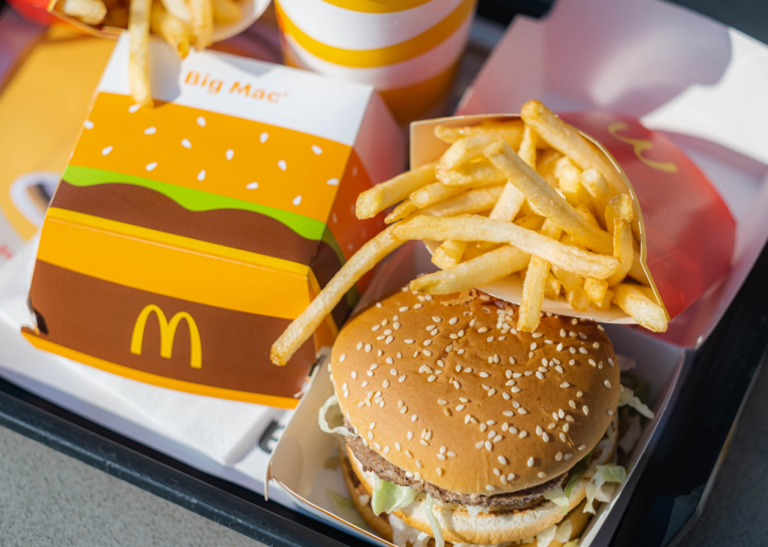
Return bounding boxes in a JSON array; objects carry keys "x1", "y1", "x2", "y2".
[{"x1": 345, "y1": 426, "x2": 566, "y2": 508}]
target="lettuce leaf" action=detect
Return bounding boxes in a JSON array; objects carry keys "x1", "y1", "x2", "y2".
[
  {"x1": 543, "y1": 484, "x2": 570, "y2": 514},
  {"x1": 584, "y1": 464, "x2": 627, "y2": 514},
  {"x1": 536, "y1": 524, "x2": 557, "y2": 547},
  {"x1": 555, "y1": 520, "x2": 573, "y2": 543},
  {"x1": 371, "y1": 479, "x2": 418, "y2": 515},
  {"x1": 423, "y1": 495, "x2": 445, "y2": 547},
  {"x1": 564, "y1": 452, "x2": 592, "y2": 497},
  {"x1": 618, "y1": 385, "x2": 654, "y2": 419},
  {"x1": 318, "y1": 395, "x2": 354, "y2": 437}
]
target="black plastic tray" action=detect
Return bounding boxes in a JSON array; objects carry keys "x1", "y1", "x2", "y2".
[{"x1": 1, "y1": 1, "x2": 767, "y2": 545}]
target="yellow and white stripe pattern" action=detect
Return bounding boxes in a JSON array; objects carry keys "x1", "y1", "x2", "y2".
[{"x1": 275, "y1": 0, "x2": 476, "y2": 124}]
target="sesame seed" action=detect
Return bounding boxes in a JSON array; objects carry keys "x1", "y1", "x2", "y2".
[
  {"x1": 383, "y1": 380, "x2": 390, "y2": 388},
  {"x1": 414, "y1": 304, "x2": 423, "y2": 309},
  {"x1": 520, "y1": 431, "x2": 528, "y2": 438},
  {"x1": 397, "y1": 352, "x2": 403, "y2": 358},
  {"x1": 480, "y1": 423, "x2": 488, "y2": 433},
  {"x1": 420, "y1": 440, "x2": 428, "y2": 446},
  {"x1": 423, "y1": 350, "x2": 433, "y2": 357},
  {"x1": 437, "y1": 468, "x2": 445, "y2": 476},
  {"x1": 556, "y1": 366, "x2": 564, "y2": 373},
  {"x1": 604, "y1": 380, "x2": 612, "y2": 388},
  {"x1": 577, "y1": 391, "x2": 583, "y2": 397},
  {"x1": 560, "y1": 382, "x2": 570, "y2": 388},
  {"x1": 445, "y1": 345, "x2": 453, "y2": 352},
  {"x1": 428, "y1": 375, "x2": 437, "y2": 382},
  {"x1": 527, "y1": 457, "x2": 535, "y2": 467},
  {"x1": 536, "y1": 372, "x2": 545, "y2": 380},
  {"x1": 351, "y1": 371, "x2": 358, "y2": 379},
  {"x1": 500, "y1": 475, "x2": 507, "y2": 485},
  {"x1": 356, "y1": 342, "x2": 363, "y2": 350},
  {"x1": 366, "y1": 371, "x2": 373, "y2": 377},
  {"x1": 365, "y1": 344, "x2": 372, "y2": 352},
  {"x1": 486, "y1": 485, "x2": 496, "y2": 492},
  {"x1": 583, "y1": 406, "x2": 589, "y2": 415},
  {"x1": 579, "y1": 347, "x2": 588, "y2": 354},
  {"x1": 469, "y1": 319, "x2": 476, "y2": 327},
  {"x1": 386, "y1": 336, "x2": 394, "y2": 344},
  {"x1": 456, "y1": 404, "x2": 465, "y2": 411},
  {"x1": 458, "y1": 349, "x2": 465, "y2": 355},
  {"x1": 367, "y1": 432, "x2": 373, "y2": 440},
  {"x1": 493, "y1": 468, "x2": 500, "y2": 476},
  {"x1": 579, "y1": 444, "x2": 587, "y2": 451},
  {"x1": 374, "y1": 442, "x2": 382, "y2": 450},
  {"x1": 405, "y1": 339, "x2": 414, "y2": 344},
  {"x1": 407, "y1": 431, "x2": 413, "y2": 440},
  {"x1": 529, "y1": 352, "x2": 534, "y2": 358},
  {"x1": 485, "y1": 441, "x2": 493, "y2": 451},
  {"x1": 399, "y1": 375, "x2": 406, "y2": 383},
  {"x1": 512, "y1": 401, "x2": 520, "y2": 408},
  {"x1": 411, "y1": 414, "x2": 418, "y2": 422},
  {"x1": 569, "y1": 359, "x2": 576, "y2": 365},
  {"x1": 503, "y1": 411, "x2": 513, "y2": 417},
  {"x1": 588, "y1": 359, "x2": 596, "y2": 366},
  {"x1": 563, "y1": 424, "x2": 570, "y2": 432},
  {"x1": 487, "y1": 336, "x2": 495, "y2": 342},
  {"x1": 536, "y1": 426, "x2": 543, "y2": 436},
  {"x1": 608, "y1": 357, "x2": 615, "y2": 367},
  {"x1": 509, "y1": 357, "x2": 517, "y2": 364},
  {"x1": 399, "y1": 306, "x2": 409, "y2": 312},
  {"x1": 438, "y1": 399, "x2": 447, "y2": 405},
  {"x1": 538, "y1": 472, "x2": 546, "y2": 478},
  {"x1": 476, "y1": 441, "x2": 484, "y2": 449},
  {"x1": 478, "y1": 327, "x2": 488, "y2": 333},
  {"x1": 449, "y1": 317, "x2": 458, "y2": 325},
  {"x1": 566, "y1": 415, "x2": 574, "y2": 423},
  {"x1": 384, "y1": 329, "x2": 392, "y2": 335},
  {"x1": 464, "y1": 367, "x2": 473, "y2": 373},
  {"x1": 513, "y1": 373, "x2": 522, "y2": 378},
  {"x1": 559, "y1": 432, "x2": 567, "y2": 442},
  {"x1": 558, "y1": 410, "x2": 565, "y2": 418},
  {"x1": 539, "y1": 366, "x2": 548, "y2": 373},
  {"x1": 507, "y1": 473, "x2": 516, "y2": 480},
  {"x1": 405, "y1": 471, "x2": 413, "y2": 478},
  {"x1": 530, "y1": 343, "x2": 537, "y2": 351},
  {"x1": 570, "y1": 347, "x2": 577, "y2": 354},
  {"x1": 569, "y1": 400, "x2": 576, "y2": 408},
  {"x1": 564, "y1": 453, "x2": 573, "y2": 460},
  {"x1": 453, "y1": 381, "x2": 461, "y2": 389},
  {"x1": 542, "y1": 433, "x2": 550, "y2": 442}
]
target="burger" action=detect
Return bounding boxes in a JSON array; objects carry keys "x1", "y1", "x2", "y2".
[{"x1": 320, "y1": 288, "x2": 629, "y2": 547}]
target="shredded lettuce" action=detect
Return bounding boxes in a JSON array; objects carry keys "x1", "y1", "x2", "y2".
[
  {"x1": 370, "y1": 479, "x2": 418, "y2": 515},
  {"x1": 536, "y1": 524, "x2": 558, "y2": 547},
  {"x1": 618, "y1": 385, "x2": 654, "y2": 419},
  {"x1": 555, "y1": 520, "x2": 573, "y2": 543},
  {"x1": 318, "y1": 395, "x2": 354, "y2": 437},
  {"x1": 584, "y1": 464, "x2": 627, "y2": 514},
  {"x1": 564, "y1": 452, "x2": 592, "y2": 497},
  {"x1": 619, "y1": 414, "x2": 643, "y2": 453},
  {"x1": 543, "y1": 484, "x2": 570, "y2": 514},
  {"x1": 606, "y1": 421, "x2": 616, "y2": 444},
  {"x1": 423, "y1": 495, "x2": 445, "y2": 547}
]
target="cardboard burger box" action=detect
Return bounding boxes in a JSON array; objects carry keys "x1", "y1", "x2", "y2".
[
  {"x1": 266, "y1": 0, "x2": 768, "y2": 544},
  {"x1": 22, "y1": 34, "x2": 404, "y2": 410}
]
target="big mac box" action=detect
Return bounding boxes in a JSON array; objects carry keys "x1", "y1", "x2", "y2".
[{"x1": 22, "y1": 34, "x2": 404, "y2": 409}]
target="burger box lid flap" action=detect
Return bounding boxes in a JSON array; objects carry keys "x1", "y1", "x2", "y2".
[
  {"x1": 8, "y1": 0, "x2": 271, "y2": 42},
  {"x1": 22, "y1": 34, "x2": 405, "y2": 410},
  {"x1": 267, "y1": 240, "x2": 688, "y2": 547},
  {"x1": 453, "y1": 0, "x2": 768, "y2": 349},
  {"x1": 410, "y1": 112, "x2": 736, "y2": 335}
]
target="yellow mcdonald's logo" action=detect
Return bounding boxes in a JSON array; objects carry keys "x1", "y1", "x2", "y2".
[
  {"x1": 608, "y1": 122, "x2": 678, "y2": 174},
  {"x1": 130, "y1": 305, "x2": 202, "y2": 369}
]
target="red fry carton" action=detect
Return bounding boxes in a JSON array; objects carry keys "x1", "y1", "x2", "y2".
[{"x1": 410, "y1": 112, "x2": 735, "y2": 326}]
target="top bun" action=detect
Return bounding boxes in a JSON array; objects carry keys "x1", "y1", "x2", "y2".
[{"x1": 330, "y1": 289, "x2": 620, "y2": 496}]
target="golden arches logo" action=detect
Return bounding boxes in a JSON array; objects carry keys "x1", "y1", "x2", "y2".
[
  {"x1": 130, "y1": 305, "x2": 202, "y2": 369},
  {"x1": 608, "y1": 122, "x2": 678, "y2": 174}
]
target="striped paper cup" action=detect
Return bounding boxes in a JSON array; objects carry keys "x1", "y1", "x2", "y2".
[{"x1": 275, "y1": 0, "x2": 476, "y2": 124}]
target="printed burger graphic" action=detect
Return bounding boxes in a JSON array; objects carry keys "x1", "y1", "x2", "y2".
[{"x1": 23, "y1": 38, "x2": 403, "y2": 408}]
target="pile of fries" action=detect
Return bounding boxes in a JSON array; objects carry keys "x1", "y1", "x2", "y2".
[
  {"x1": 271, "y1": 101, "x2": 668, "y2": 367},
  {"x1": 56, "y1": 0, "x2": 243, "y2": 106}
]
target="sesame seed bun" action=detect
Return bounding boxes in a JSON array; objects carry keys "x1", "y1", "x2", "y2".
[{"x1": 330, "y1": 289, "x2": 620, "y2": 496}]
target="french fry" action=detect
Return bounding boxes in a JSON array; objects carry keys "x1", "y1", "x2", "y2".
[
  {"x1": 551, "y1": 265, "x2": 590, "y2": 312},
  {"x1": 434, "y1": 121, "x2": 525, "y2": 147},
  {"x1": 604, "y1": 193, "x2": 634, "y2": 235},
  {"x1": 150, "y1": 3, "x2": 191, "y2": 59},
  {"x1": 432, "y1": 240, "x2": 468, "y2": 269},
  {"x1": 384, "y1": 199, "x2": 419, "y2": 224},
  {"x1": 410, "y1": 181, "x2": 464, "y2": 209},
  {"x1": 191, "y1": 0, "x2": 214, "y2": 51},
  {"x1": 490, "y1": 182, "x2": 526, "y2": 223},
  {"x1": 576, "y1": 204, "x2": 600, "y2": 229},
  {"x1": 212, "y1": 0, "x2": 240, "y2": 23},
  {"x1": 271, "y1": 226, "x2": 403, "y2": 365},
  {"x1": 592, "y1": 287, "x2": 614, "y2": 312},
  {"x1": 411, "y1": 245, "x2": 530, "y2": 295},
  {"x1": 128, "y1": 0, "x2": 153, "y2": 107},
  {"x1": 613, "y1": 284, "x2": 668, "y2": 332},
  {"x1": 559, "y1": 164, "x2": 594, "y2": 212},
  {"x1": 580, "y1": 168, "x2": 613, "y2": 229},
  {"x1": 160, "y1": 0, "x2": 190, "y2": 22},
  {"x1": 537, "y1": 149, "x2": 563, "y2": 188},
  {"x1": 58, "y1": 0, "x2": 107, "y2": 24},
  {"x1": 484, "y1": 141, "x2": 613, "y2": 255},
  {"x1": 514, "y1": 214, "x2": 545, "y2": 232},
  {"x1": 608, "y1": 219, "x2": 634, "y2": 286},
  {"x1": 356, "y1": 162, "x2": 437, "y2": 219},
  {"x1": 421, "y1": 185, "x2": 504, "y2": 218},
  {"x1": 436, "y1": 160, "x2": 505, "y2": 187},
  {"x1": 393, "y1": 215, "x2": 620, "y2": 279},
  {"x1": 545, "y1": 272, "x2": 561, "y2": 300},
  {"x1": 521, "y1": 100, "x2": 625, "y2": 195},
  {"x1": 441, "y1": 134, "x2": 500, "y2": 171},
  {"x1": 584, "y1": 277, "x2": 608, "y2": 304},
  {"x1": 518, "y1": 219, "x2": 562, "y2": 332},
  {"x1": 518, "y1": 125, "x2": 537, "y2": 168}
]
